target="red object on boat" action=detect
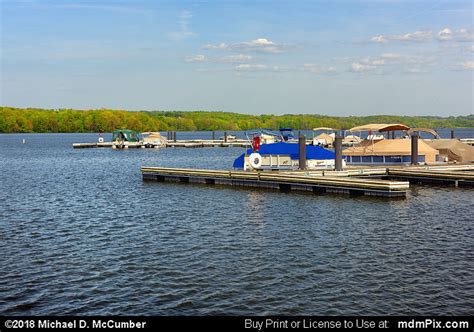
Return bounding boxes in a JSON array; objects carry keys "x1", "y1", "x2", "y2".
[{"x1": 252, "y1": 136, "x2": 261, "y2": 152}]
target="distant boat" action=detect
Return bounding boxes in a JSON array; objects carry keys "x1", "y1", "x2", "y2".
[
  {"x1": 112, "y1": 129, "x2": 143, "y2": 149},
  {"x1": 142, "y1": 132, "x2": 167, "y2": 148},
  {"x1": 219, "y1": 134, "x2": 236, "y2": 141},
  {"x1": 278, "y1": 128, "x2": 297, "y2": 142},
  {"x1": 312, "y1": 127, "x2": 339, "y2": 147}
]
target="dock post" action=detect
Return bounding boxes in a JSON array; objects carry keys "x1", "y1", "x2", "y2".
[
  {"x1": 173, "y1": 131, "x2": 177, "y2": 142},
  {"x1": 334, "y1": 135, "x2": 343, "y2": 171},
  {"x1": 341, "y1": 130, "x2": 345, "y2": 139},
  {"x1": 212, "y1": 131, "x2": 215, "y2": 140},
  {"x1": 411, "y1": 134, "x2": 419, "y2": 165},
  {"x1": 451, "y1": 130, "x2": 455, "y2": 139},
  {"x1": 299, "y1": 135, "x2": 306, "y2": 170},
  {"x1": 391, "y1": 131, "x2": 395, "y2": 139},
  {"x1": 224, "y1": 132, "x2": 227, "y2": 143}
]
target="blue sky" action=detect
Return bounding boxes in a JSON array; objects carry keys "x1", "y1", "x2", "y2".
[{"x1": 1, "y1": 0, "x2": 473, "y2": 115}]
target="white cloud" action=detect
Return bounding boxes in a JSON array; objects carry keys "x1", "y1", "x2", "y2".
[
  {"x1": 370, "y1": 35, "x2": 386, "y2": 43},
  {"x1": 370, "y1": 30, "x2": 432, "y2": 43},
  {"x1": 371, "y1": 28, "x2": 473, "y2": 44},
  {"x1": 360, "y1": 58, "x2": 385, "y2": 66},
  {"x1": 347, "y1": 57, "x2": 386, "y2": 73},
  {"x1": 350, "y1": 62, "x2": 376, "y2": 72},
  {"x1": 302, "y1": 64, "x2": 337, "y2": 74},
  {"x1": 204, "y1": 38, "x2": 289, "y2": 53},
  {"x1": 469, "y1": 45, "x2": 474, "y2": 52},
  {"x1": 169, "y1": 10, "x2": 196, "y2": 41},
  {"x1": 203, "y1": 43, "x2": 229, "y2": 50},
  {"x1": 457, "y1": 61, "x2": 474, "y2": 70},
  {"x1": 342, "y1": 52, "x2": 437, "y2": 74},
  {"x1": 393, "y1": 30, "x2": 433, "y2": 42},
  {"x1": 437, "y1": 28, "x2": 474, "y2": 42},
  {"x1": 220, "y1": 54, "x2": 254, "y2": 63},
  {"x1": 380, "y1": 53, "x2": 436, "y2": 65},
  {"x1": 405, "y1": 68, "x2": 428, "y2": 74},
  {"x1": 185, "y1": 54, "x2": 207, "y2": 63},
  {"x1": 379, "y1": 53, "x2": 403, "y2": 60},
  {"x1": 185, "y1": 54, "x2": 254, "y2": 63},
  {"x1": 235, "y1": 64, "x2": 268, "y2": 71}
]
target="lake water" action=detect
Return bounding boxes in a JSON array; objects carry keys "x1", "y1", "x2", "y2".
[{"x1": 0, "y1": 132, "x2": 473, "y2": 315}]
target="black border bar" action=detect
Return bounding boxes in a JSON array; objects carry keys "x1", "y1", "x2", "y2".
[{"x1": 0, "y1": 316, "x2": 472, "y2": 331}]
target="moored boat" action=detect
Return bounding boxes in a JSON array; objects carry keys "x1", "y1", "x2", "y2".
[
  {"x1": 233, "y1": 129, "x2": 341, "y2": 170},
  {"x1": 343, "y1": 124, "x2": 441, "y2": 165}
]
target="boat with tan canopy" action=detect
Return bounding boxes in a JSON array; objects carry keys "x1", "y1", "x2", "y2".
[
  {"x1": 343, "y1": 123, "x2": 440, "y2": 165},
  {"x1": 312, "y1": 127, "x2": 339, "y2": 147}
]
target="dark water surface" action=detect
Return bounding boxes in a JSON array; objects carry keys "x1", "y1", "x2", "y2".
[{"x1": 0, "y1": 133, "x2": 473, "y2": 315}]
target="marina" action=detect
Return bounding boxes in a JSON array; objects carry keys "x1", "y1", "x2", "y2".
[{"x1": 138, "y1": 126, "x2": 474, "y2": 199}]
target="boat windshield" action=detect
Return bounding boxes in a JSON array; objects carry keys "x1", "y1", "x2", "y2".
[
  {"x1": 113, "y1": 130, "x2": 143, "y2": 142},
  {"x1": 245, "y1": 129, "x2": 283, "y2": 140}
]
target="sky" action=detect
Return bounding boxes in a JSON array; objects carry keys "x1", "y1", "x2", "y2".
[{"x1": 0, "y1": 0, "x2": 473, "y2": 116}]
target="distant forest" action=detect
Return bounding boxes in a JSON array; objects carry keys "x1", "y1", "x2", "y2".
[{"x1": 1, "y1": 107, "x2": 473, "y2": 133}]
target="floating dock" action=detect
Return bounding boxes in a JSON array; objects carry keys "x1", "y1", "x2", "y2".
[
  {"x1": 73, "y1": 142, "x2": 115, "y2": 148},
  {"x1": 165, "y1": 140, "x2": 251, "y2": 148},
  {"x1": 73, "y1": 139, "x2": 252, "y2": 149},
  {"x1": 386, "y1": 165, "x2": 474, "y2": 186},
  {"x1": 141, "y1": 164, "x2": 474, "y2": 199},
  {"x1": 141, "y1": 167, "x2": 410, "y2": 198}
]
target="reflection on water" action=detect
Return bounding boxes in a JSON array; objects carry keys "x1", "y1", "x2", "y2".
[
  {"x1": 243, "y1": 191, "x2": 267, "y2": 230},
  {"x1": 0, "y1": 133, "x2": 473, "y2": 315}
]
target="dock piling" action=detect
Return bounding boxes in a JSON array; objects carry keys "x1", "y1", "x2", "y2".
[
  {"x1": 299, "y1": 135, "x2": 306, "y2": 170},
  {"x1": 212, "y1": 131, "x2": 215, "y2": 140},
  {"x1": 334, "y1": 135, "x2": 343, "y2": 171},
  {"x1": 224, "y1": 132, "x2": 227, "y2": 143},
  {"x1": 411, "y1": 134, "x2": 419, "y2": 165},
  {"x1": 451, "y1": 130, "x2": 455, "y2": 139}
]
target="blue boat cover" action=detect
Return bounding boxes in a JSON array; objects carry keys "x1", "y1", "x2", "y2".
[{"x1": 233, "y1": 142, "x2": 335, "y2": 168}]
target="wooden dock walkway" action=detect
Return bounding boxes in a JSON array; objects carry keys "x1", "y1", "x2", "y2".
[
  {"x1": 386, "y1": 166, "x2": 474, "y2": 186},
  {"x1": 141, "y1": 167, "x2": 409, "y2": 198}
]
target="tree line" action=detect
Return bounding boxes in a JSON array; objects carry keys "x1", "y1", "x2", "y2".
[{"x1": 1, "y1": 107, "x2": 473, "y2": 133}]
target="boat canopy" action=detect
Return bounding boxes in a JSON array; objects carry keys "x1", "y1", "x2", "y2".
[
  {"x1": 246, "y1": 129, "x2": 281, "y2": 137},
  {"x1": 278, "y1": 128, "x2": 295, "y2": 140},
  {"x1": 406, "y1": 128, "x2": 440, "y2": 138},
  {"x1": 425, "y1": 139, "x2": 474, "y2": 162},
  {"x1": 112, "y1": 129, "x2": 143, "y2": 142},
  {"x1": 312, "y1": 127, "x2": 339, "y2": 131},
  {"x1": 253, "y1": 142, "x2": 335, "y2": 160},
  {"x1": 349, "y1": 124, "x2": 410, "y2": 132},
  {"x1": 233, "y1": 142, "x2": 336, "y2": 168},
  {"x1": 314, "y1": 133, "x2": 335, "y2": 145},
  {"x1": 343, "y1": 138, "x2": 439, "y2": 163}
]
